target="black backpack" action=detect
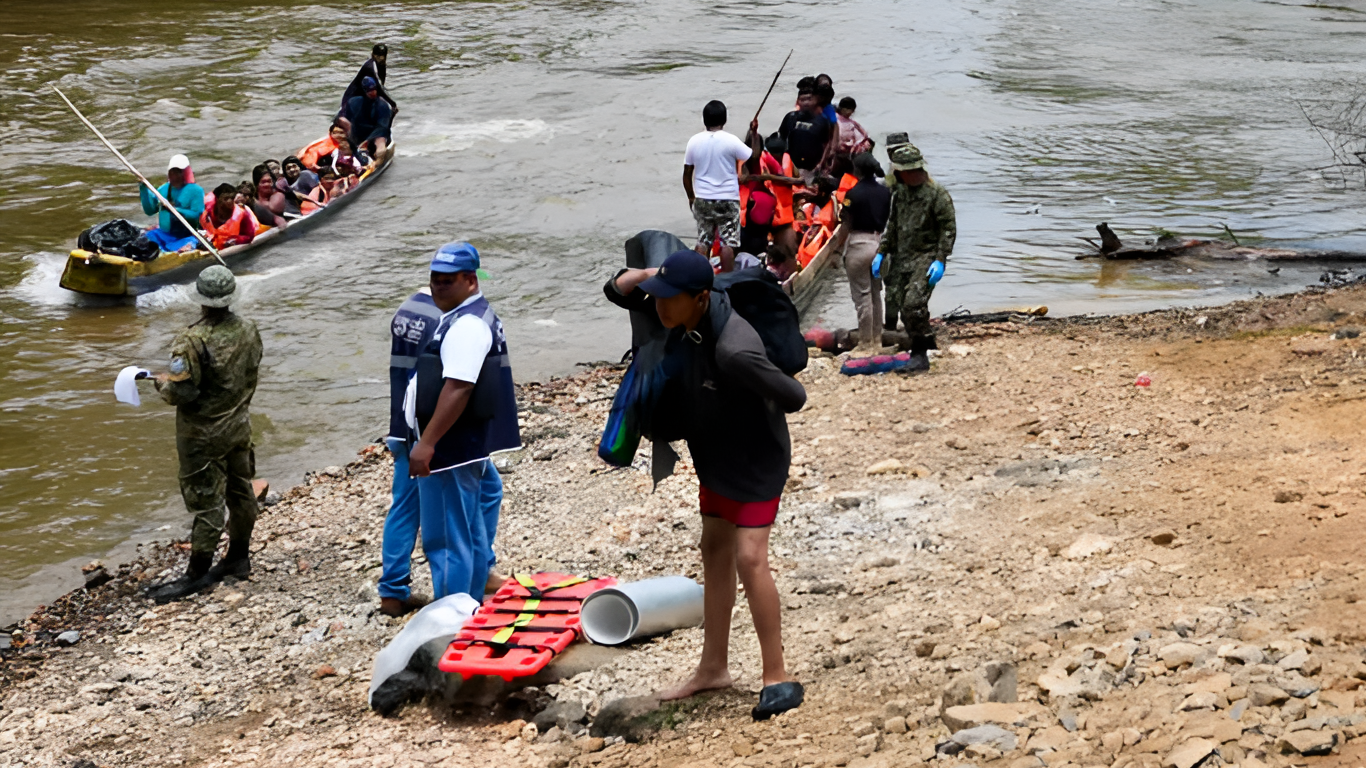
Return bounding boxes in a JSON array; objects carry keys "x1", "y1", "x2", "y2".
[{"x1": 714, "y1": 267, "x2": 808, "y2": 376}]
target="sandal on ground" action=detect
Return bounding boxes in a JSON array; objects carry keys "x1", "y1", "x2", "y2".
[{"x1": 751, "y1": 681, "x2": 805, "y2": 721}]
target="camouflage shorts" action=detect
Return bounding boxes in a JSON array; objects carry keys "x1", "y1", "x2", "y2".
[{"x1": 692, "y1": 199, "x2": 741, "y2": 250}]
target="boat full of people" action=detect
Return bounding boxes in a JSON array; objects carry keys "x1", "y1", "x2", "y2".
[
  {"x1": 60, "y1": 135, "x2": 394, "y2": 296},
  {"x1": 60, "y1": 62, "x2": 398, "y2": 297}
]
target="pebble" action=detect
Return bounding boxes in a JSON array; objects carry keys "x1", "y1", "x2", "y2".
[
  {"x1": 1276, "y1": 729, "x2": 1338, "y2": 756},
  {"x1": 865, "y1": 458, "x2": 905, "y2": 475},
  {"x1": 1248, "y1": 684, "x2": 1289, "y2": 707},
  {"x1": 55, "y1": 630, "x2": 80, "y2": 646},
  {"x1": 1062, "y1": 533, "x2": 1112, "y2": 559},
  {"x1": 1159, "y1": 642, "x2": 1205, "y2": 668},
  {"x1": 1164, "y1": 738, "x2": 1216, "y2": 768}
]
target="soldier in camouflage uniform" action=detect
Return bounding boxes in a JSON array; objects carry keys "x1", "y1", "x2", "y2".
[
  {"x1": 878, "y1": 144, "x2": 956, "y2": 368},
  {"x1": 148, "y1": 265, "x2": 263, "y2": 603},
  {"x1": 881, "y1": 132, "x2": 913, "y2": 329}
]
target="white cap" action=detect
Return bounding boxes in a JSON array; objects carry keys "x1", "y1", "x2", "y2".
[{"x1": 167, "y1": 153, "x2": 191, "y2": 171}]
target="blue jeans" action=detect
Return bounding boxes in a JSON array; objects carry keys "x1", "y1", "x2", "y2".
[
  {"x1": 378, "y1": 438, "x2": 422, "y2": 600},
  {"x1": 416, "y1": 460, "x2": 502, "y2": 600}
]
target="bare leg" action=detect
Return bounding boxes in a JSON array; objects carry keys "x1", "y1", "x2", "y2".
[
  {"x1": 718, "y1": 245, "x2": 736, "y2": 273},
  {"x1": 659, "y1": 516, "x2": 737, "y2": 700},
  {"x1": 735, "y1": 526, "x2": 792, "y2": 687}
]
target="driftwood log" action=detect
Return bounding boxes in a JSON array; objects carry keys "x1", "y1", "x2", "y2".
[{"x1": 1078, "y1": 223, "x2": 1366, "y2": 262}]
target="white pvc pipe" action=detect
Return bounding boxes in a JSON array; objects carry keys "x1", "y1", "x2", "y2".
[{"x1": 580, "y1": 576, "x2": 705, "y2": 646}]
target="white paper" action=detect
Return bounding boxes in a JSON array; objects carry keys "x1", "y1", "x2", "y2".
[{"x1": 114, "y1": 366, "x2": 151, "y2": 406}]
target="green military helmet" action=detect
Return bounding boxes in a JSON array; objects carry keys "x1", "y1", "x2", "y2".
[
  {"x1": 194, "y1": 265, "x2": 237, "y2": 307},
  {"x1": 890, "y1": 144, "x2": 926, "y2": 172},
  {"x1": 885, "y1": 132, "x2": 911, "y2": 160}
]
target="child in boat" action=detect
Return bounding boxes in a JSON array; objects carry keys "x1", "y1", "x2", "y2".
[
  {"x1": 833, "y1": 97, "x2": 872, "y2": 177},
  {"x1": 326, "y1": 138, "x2": 364, "y2": 195}
]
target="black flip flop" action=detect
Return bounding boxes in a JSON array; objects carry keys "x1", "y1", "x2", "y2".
[{"x1": 751, "y1": 681, "x2": 805, "y2": 721}]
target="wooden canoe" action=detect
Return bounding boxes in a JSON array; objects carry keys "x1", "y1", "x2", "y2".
[
  {"x1": 59, "y1": 141, "x2": 395, "y2": 296},
  {"x1": 781, "y1": 222, "x2": 845, "y2": 315}
]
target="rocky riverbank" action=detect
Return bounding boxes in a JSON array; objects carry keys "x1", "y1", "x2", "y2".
[{"x1": 7, "y1": 283, "x2": 1366, "y2": 768}]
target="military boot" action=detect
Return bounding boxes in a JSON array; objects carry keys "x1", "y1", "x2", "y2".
[
  {"x1": 207, "y1": 539, "x2": 251, "y2": 581},
  {"x1": 148, "y1": 553, "x2": 215, "y2": 604},
  {"x1": 903, "y1": 336, "x2": 931, "y2": 374}
]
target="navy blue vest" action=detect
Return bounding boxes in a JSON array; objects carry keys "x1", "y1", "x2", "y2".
[
  {"x1": 389, "y1": 291, "x2": 441, "y2": 439},
  {"x1": 415, "y1": 295, "x2": 521, "y2": 471}
]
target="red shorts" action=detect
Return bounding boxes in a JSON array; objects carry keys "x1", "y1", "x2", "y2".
[{"x1": 699, "y1": 486, "x2": 780, "y2": 528}]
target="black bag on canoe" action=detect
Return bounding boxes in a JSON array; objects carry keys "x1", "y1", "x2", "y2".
[
  {"x1": 78, "y1": 219, "x2": 158, "y2": 261},
  {"x1": 714, "y1": 266, "x2": 808, "y2": 376}
]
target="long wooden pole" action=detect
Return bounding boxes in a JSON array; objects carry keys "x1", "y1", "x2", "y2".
[
  {"x1": 752, "y1": 49, "x2": 795, "y2": 123},
  {"x1": 50, "y1": 85, "x2": 227, "y2": 267}
]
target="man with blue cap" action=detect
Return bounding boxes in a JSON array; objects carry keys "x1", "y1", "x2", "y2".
[
  {"x1": 402, "y1": 242, "x2": 520, "y2": 602},
  {"x1": 604, "y1": 249, "x2": 808, "y2": 721},
  {"x1": 342, "y1": 73, "x2": 393, "y2": 159}
]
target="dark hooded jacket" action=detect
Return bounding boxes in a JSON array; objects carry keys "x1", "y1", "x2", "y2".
[{"x1": 605, "y1": 275, "x2": 806, "y2": 501}]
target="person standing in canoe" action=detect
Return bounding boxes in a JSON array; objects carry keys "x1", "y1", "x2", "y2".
[
  {"x1": 342, "y1": 78, "x2": 393, "y2": 159},
  {"x1": 140, "y1": 153, "x2": 204, "y2": 253},
  {"x1": 146, "y1": 266, "x2": 263, "y2": 603},
  {"x1": 340, "y1": 43, "x2": 398, "y2": 117},
  {"x1": 682, "y1": 100, "x2": 761, "y2": 272}
]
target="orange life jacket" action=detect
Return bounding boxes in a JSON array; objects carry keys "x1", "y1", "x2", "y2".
[
  {"x1": 835, "y1": 173, "x2": 858, "y2": 204},
  {"x1": 298, "y1": 136, "x2": 340, "y2": 170},
  {"x1": 200, "y1": 204, "x2": 255, "y2": 249},
  {"x1": 768, "y1": 153, "x2": 798, "y2": 227}
]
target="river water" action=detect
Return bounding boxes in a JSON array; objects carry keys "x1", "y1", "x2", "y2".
[{"x1": 3, "y1": 0, "x2": 1366, "y2": 622}]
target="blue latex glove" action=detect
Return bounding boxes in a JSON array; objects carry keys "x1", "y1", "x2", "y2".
[
  {"x1": 927, "y1": 260, "x2": 945, "y2": 287},
  {"x1": 871, "y1": 253, "x2": 884, "y2": 279}
]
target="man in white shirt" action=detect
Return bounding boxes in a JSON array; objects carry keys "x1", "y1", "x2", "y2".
[
  {"x1": 404, "y1": 242, "x2": 521, "y2": 600},
  {"x1": 683, "y1": 100, "x2": 762, "y2": 272}
]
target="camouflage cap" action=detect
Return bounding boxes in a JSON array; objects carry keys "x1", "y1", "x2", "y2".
[
  {"x1": 193, "y1": 265, "x2": 237, "y2": 307},
  {"x1": 890, "y1": 144, "x2": 925, "y2": 172},
  {"x1": 885, "y1": 132, "x2": 911, "y2": 153}
]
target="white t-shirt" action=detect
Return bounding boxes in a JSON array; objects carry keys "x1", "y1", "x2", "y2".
[
  {"x1": 684, "y1": 129, "x2": 753, "y2": 201},
  {"x1": 403, "y1": 293, "x2": 493, "y2": 436}
]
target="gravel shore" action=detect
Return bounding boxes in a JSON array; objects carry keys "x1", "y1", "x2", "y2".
[{"x1": 6, "y1": 284, "x2": 1366, "y2": 768}]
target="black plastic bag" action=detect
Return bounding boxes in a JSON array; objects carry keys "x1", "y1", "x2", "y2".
[{"x1": 78, "y1": 219, "x2": 160, "y2": 261}]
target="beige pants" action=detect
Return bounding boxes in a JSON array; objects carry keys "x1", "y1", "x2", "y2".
[{"x1": 843, "y1": 231, "x2": 884, "y2": 347}]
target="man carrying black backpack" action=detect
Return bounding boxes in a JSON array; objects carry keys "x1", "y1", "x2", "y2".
[{"x1": 604, "y1": 249, "x2": 807, "y2": 721}]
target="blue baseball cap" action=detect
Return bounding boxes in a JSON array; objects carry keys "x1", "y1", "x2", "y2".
[
  {"x1": 362, "y1": 76, "x2": 379, "y2": 91},
  {"x1": 430, "y1": 241, "x2": 480, "y2": 274},
  {"x1": 639, "y1": 249, "x2": 714, "y2": 298}
]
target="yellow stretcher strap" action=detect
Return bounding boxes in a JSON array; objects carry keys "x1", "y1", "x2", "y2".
[
  {"x1": 511, "y1": 573, "x2": 589, "y2": 596},
  {"x1": 524, "y1": 599, "x2": 540, "y2": 611},
  {"x1": 491, "y1": 626, "x2": 515, "y2": 644}
]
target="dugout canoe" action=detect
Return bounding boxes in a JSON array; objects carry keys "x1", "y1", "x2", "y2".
[
  {"x1": 59, "y1": 142, "x2": 395, "y2": 296},
  {"x1": 781, "y1": 222, "x2": 845, "y2": 316}
]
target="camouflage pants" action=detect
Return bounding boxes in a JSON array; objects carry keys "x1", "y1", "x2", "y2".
[
  {"x1": 179, "y1": 439, "x2": 258, "y2": 555},
  {"x1": 692, "y1": 198, "x2": 741, "y2": 250},
  {"x1": 885, "y1": 250, "x2": 938, "y2": 338}
]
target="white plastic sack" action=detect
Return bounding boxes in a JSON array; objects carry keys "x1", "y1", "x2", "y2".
[
  {"x1": 367, "y1": 592, "x2": 478, "y2": 707},
  {"x1": 114, "y1": 366, "x2": 151, "y2": 406}
]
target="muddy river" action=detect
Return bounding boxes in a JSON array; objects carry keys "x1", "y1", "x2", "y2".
[{"x1": 3, "y1": 0, "x2": 1366, "y2": 622}]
